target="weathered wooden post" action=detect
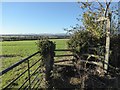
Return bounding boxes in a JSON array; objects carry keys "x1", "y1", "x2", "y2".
[
  {"x1": 104, "y1": 13, "x2": 111, "y2": 73},
  {"x1": 97, "y1": 13, "x2": 111, "y2": 73}
]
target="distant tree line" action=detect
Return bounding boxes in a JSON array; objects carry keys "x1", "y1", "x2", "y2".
[{"x1": 1, "y1": 35, "x2": 70, "y2": 41}]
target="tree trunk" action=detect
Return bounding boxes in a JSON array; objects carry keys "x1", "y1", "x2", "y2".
[{"x1": 104, "y1": 13, "x2": 111, "y2": 73}]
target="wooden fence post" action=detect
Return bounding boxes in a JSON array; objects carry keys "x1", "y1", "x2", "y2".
[{"x1": 104, "y1": 13, "x2": 111, "y2": 73}]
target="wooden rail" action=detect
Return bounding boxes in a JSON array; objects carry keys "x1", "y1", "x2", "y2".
[
  {"x1": 54, "y1": 63, "x2": 74, "y2": 67},
  {"x1": 54, "y1": 59, "x2": 74, "y2": 63},
  {"x1": 55, "y1": 49, "x2": 73, "y2": 51},
  {"x1": 74, "y1": 54, "x2": 120, "y2": 75},
  {"x1": 55, "y1": 54, "x2": 74, "y2": 57},
  {"x1": 55, "y1": 49, "x2": 74, "y2": 57}
]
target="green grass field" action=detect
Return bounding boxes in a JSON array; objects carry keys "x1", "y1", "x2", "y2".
[{"x1": 0, "y1": 39, "x2": 69, "y2": 88}]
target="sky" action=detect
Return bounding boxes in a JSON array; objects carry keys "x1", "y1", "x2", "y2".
[
  {"x1": 1, "y1": 1, "x2": 119, "y2": 34},
  {"x1": 2, "y1": 2, "x2": 83, "y2": 34}
]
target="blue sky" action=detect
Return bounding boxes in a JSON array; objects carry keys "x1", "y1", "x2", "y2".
[
  {"x1": 1, "y1": 1, "x2": 119, "y2": 34},
  {"x1": 2, "y1": 2, "x2": 82, "y2": 34}
]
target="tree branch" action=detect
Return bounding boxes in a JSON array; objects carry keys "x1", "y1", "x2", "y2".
[
  {"x1": 96, "y1": 0, "x2": 104, "y2": 10},
  {"x1": 104, "y1": 0, "x2": 112, "y2": 17},
  {"x1": 81, "y1": 2, "x2": 92, "y2": 11}
]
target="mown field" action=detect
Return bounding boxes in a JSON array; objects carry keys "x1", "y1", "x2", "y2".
[{"x1": 0, "y1": 39, "x2": 69, "y2": 88}]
